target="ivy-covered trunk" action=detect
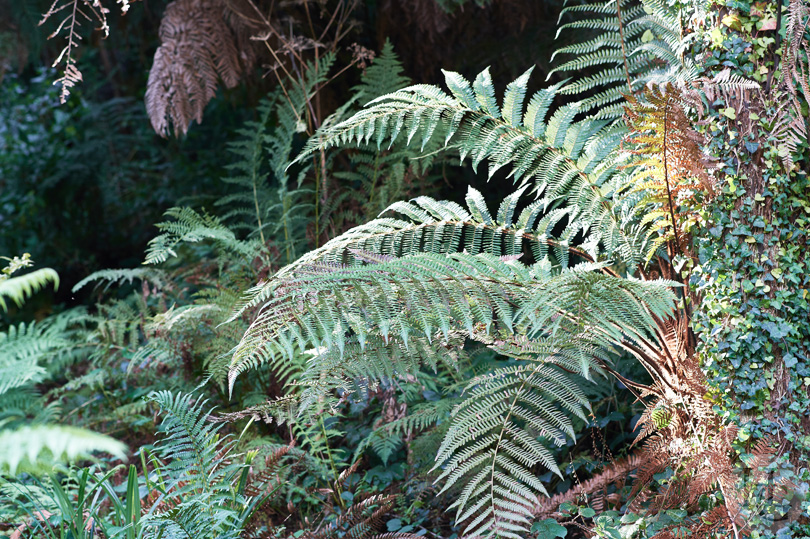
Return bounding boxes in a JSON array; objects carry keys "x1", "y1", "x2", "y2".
[{"x1": 687, "y1": 0, "x2": 810, "y2": 531}]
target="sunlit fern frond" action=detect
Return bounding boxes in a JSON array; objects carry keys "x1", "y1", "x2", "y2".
[
  {"x1": 72, "y1": 268, "x2": 170, "y2": 294},
  {"x1": 0, "y1": 425, "x2": 127, "y2": 475},
  {"x1": 294, "y1": 66, "x2": 629, "y2": 201},
  {"x1": 225, "y1": 253, "x2": 676, "y2": 537},
  {"x1": 0, "y1": 268, "x2": 59, "y2": 312},
  {"x1": 228, "y1": 184, "x2": 657, "y2": 325},
  {"x1": 624, "y1": 83, "x2": 713, "y2": 260},
  {"x1": 287, "y1": 68, "x2": 662, "y2": 275}
]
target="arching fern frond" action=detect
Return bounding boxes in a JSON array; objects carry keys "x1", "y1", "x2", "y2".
[
  {"x1": 434, "y1": 357, "x2": 589, "y2": 538},
  {"x1": 226, "y1": 247, "x2": 677, "y2": 537},
  {"x1": 72, "y1": 268, "x2": 170, "y2": 294},
  {"x1": 0, "y1": 268, "x2": 59, "y2": 312},
  {"x1": 287, "y1": 68, "x2": 661, "y2": 279},
  {"x1": 292, "y1": 66, "x2": 628, "y2": 194},
  {"x1": 0, "y1": 426, "x2": 127, "y2": 475}
]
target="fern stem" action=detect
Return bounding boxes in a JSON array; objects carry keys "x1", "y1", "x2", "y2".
[
  {"x1": 314, "y1": 155, "x2": 321, "y2": 248},
  {"x1": 487, "y1": 367, "x2": 537, "y2": 532},
  {"x1": 615, "y1": 0, "x2": 634, "y2": 94},
  {"x1": 318, "y1": 417, "x2": 345, "y2": 509},
  {"x1": 253, "y1": 177, "x2": 266, "y2": 246},
  {"x1": 662, "y1": 96, "x2": 683, "y2": 257}
]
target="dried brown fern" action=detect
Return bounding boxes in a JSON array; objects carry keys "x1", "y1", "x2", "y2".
[
  {"x1": 782, "y1": 0, "x2": 810, "y2": 101},
  {"x1": 244, "y1": 443, "x2": 294, "y2": 497},
  {"x1": 145, "y1": 0, "x2": 259, "y2": 137},
  {"x1": 301, "y1": 493, "x2": 421, "y2": 539},
  {"x1": 535, "y1": 455, "x2": 643, "y2": 519},
  {"x1": 39, "y1": 0, "x2": 135, "y2": 103},
  {"x1": 624, "y1": 352, "x2": 791, "y2": 539}
]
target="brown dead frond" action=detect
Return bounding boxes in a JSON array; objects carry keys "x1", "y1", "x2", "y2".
[
  {"x1": 145, "y1": 0, "x2": 259, "y2": 137},
  {"x1": 782, "y1": 0, "x2": 810, "y2": 101},
  {"x1": 39, "y1": 0, "x2": 136, "y2": 103},
  {"x1": 244, "y1": 442, "x2": 294, "y2": 497},
  {"x1": 301, "y1": 493, "x2": 418, "y2": 539},
  {"x1": 535, "y1": 455, "x2": 643, "y2": 519}
]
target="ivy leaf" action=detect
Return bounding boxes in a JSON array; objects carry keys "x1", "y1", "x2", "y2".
[{"x1": 531, "y1": 519, "x2": 568, "y2": 538}]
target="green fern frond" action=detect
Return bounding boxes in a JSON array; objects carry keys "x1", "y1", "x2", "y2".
[
  {"x1": 142, "y1": 391, "x2": 249, "y2": 539},
  {"x1": 286, "y1": 68, "x2": 659, "y2": 278},
  {"x1": 355, "y1": 39, "x2": 411, "y2": 103},
  {"x1": 434, "y1": 360, "x2": 588, "y2": 537},
  {"x1": 145, "y1": 207, "x2": 260, "y2": 265},
  {"x1": 551, "y1": 0, "x2": 691, "y2": 119},
  {"x1": 0, "y1": 268, "x2": 59, "y2": 312},
  {"x1": 354, "y1": 398, "x2": 458, "y2": 464},
  {"x1": 292, "y1": 67, "x2": 623, "y2": 185},
  {"x1": 229, "y1": 182, "x2": 653, "y2": 323},
  {"x1": 228, "y1": 250, "x2": 676, "y2": 387},
  {"x1": 72, "y1": 268, "x2": 169, "y2": 294},
  {"x1": 0, "y1": 426, "x2": 126, "y2": 475}
]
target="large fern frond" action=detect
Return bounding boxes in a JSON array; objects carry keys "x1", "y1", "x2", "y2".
[
  {"x1": 294, "y1": 67, "x2": 624, "y2": 186},
  {"x1": 226, "y1": 248, "x2": 676, "y2": 537},
  {"x1": 289, "y1": 68, "x2": 660, "y2": 274},
  {"x1": 229, "y1": 185, "x2": 655, "y2": 325}
]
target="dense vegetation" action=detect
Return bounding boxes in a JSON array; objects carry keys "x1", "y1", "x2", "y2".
[{"x1": 1, "y1": 0, "x2": 808, "y2": 538}]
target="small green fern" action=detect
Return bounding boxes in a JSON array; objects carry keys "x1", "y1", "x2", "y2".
[{"x1": 141, "y1": 391, "x2": 252, "y2": 539}]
